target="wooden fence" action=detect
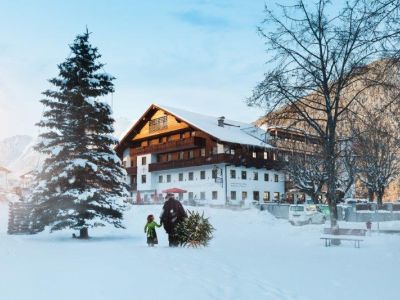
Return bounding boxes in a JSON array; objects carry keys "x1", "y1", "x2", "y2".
[{"x1": 8, "y1": 202, "x2": 44, "y2": 235}]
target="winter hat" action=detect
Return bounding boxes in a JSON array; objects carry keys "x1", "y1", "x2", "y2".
[{"x1": 147, "y1": 214, "x2": 154, "y2": 222}]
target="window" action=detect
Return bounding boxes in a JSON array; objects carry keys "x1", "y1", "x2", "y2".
[
  {"x1": 200, "y1": 148, "x2": 206, "y2": 157},
  {"x1": 131, "y1": 175, "x2": 137, "y2": 185},
  {"x1": 188, "y1": 192, "x2": 194, "y2": 200},
  {"x1": 264, "y1": 152, "x2": 268, "y2": 160},
  {"x1": 273, "y1": 192, "x2": 280, "y2": 201},
  {"x1": 242, "y1": 191, "x2": 247, "y2": 201},
  {"x1": 188, "y1": 172, "x2": 194, "y2": 181},
  {"x1": 200, "y1": 170, "x2": 206, "y2": 180},
  {"x1": 200, "y1": 192, "x2": 205, "y2": 200},
  {"x1": 167, "y1": 153, "x2": 172, "y2": 161},
  {"x1": 179, "y1": 151, "x2": 184, "y2": 160},
  {"x1": 274, "y1": 174, "x2": 279, "y2": 182},
  {"x1": 179, "y1": 173, "x2": 183, "y2": 181},
  {"x1": 158, "y1": 175, "x2": 163, "y2": 183},
  {"x1": 149, "y1": 115, "x2": 167, "y2": 133},
  {"x1": 212, "y1": 168, "x2": 218, "y2": 179},
  {"x1": 230, "y1": 191, "x2": 237, "y2": 200},
  {"x1": 141, "y1": 175, "x2": 146, "y2": 184},
  {"x1": 230, "y1": 148, "x2": 235, "y2": 155},
  {"x1": 178, "y1": 193, "x2": 183, "y2": 200},
  {"x1": 189, "y1": 150, "x2": 194, "y2": 159},
  {"x1": 273, "y1": 153, "x2": 277, "y2": 160},
  {"x1": 284, "y1": 154, "x2": 289, "y2": 162},
  {"x1": 241, "y1": 171, "x2": 247, "y2": 180},
  {"x1": 253, "y1": 172, "x2": 258, "y2": 180},
  {"x1": 264, "y1": 173, "x2": 269, "y2": 181},
  {"x1": 230, "y1": 170, "x2": 236, "y2": 179},
  {"x1": 141, "y1": 156, "x2": 147, "y2": 165},
  {"x1": 263, "y1": 191, "x2": 270, "y2": 203},
  {"x1": 252, "y1": 152, "x2": 257, "y2": 158},
  {"x1": 167, "y1": 174, "x2": 171, "y2": 183},
  {"x1": 253, "y1": 191, "x2": 260, "y2": 201},
  {"x1": 212, "y1": 191, "x2": 218, "y2": 200}
]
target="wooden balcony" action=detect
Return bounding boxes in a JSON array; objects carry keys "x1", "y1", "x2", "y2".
[
  {"x1": 131, "y1": 137, "x2": 205, "y2": 155},
  {"x1": 148, "y1": 154, "x2": 283, "y2": 172},
  {"x1": 126, "y1": 166, "x2": 137, "y2": 175}
]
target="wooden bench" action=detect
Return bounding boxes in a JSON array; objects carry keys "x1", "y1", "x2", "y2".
[{"x1": 320, "y1": 228, "x2": 366, "y2": 248}]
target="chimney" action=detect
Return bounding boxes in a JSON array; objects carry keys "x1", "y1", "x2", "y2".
[{"x1": 218, "y1": 116, "x2": 225, "y2": 127}]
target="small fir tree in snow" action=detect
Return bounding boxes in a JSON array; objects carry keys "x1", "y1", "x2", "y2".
[
  {"x1": 32, "y1": 30, "x2": 128, "y2": 238},
  {"x1": 175, "y1": 211, "x2": 214, "y2": 247}
]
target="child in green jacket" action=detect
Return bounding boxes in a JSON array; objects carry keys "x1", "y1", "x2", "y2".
[{"x1": 144, "y1": 214, "x2": 161, "y2": 247}]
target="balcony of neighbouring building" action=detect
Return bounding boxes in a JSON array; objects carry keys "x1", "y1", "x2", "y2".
[{"x1": 148, "y1": 153, "x2": 283, "y2": 172}]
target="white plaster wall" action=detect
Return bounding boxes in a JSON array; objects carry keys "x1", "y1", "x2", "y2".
[
  {"x1": 136, "y1": 154, "x2": 154, "y2": 191},
  {"x1": 225, "y1": 166, "x2": 285, "y2": 206},
  {"x1": 151, "y1": 164, "x2": 226, "y2": 205},
  {"x1": 143, "y1": 164, "x2": 285, "y2": 206}
]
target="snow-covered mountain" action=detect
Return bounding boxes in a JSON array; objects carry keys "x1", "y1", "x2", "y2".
[
  {"x1": 7, "y1": 137, "x2": 45, "y2": 177},
  {"x1": 0, "y1": 118, "x2": 129, "y2": 177},
  {"x1": 0, "y1": 135, "x2": 34, "y2": 168},
  {"x1": 0, "y1": 135, "x2": 44, "y2": 177}
]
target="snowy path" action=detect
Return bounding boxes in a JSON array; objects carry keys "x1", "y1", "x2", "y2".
[{"x1": 0, "y1": 203, "x2": 399, "y2": 300}]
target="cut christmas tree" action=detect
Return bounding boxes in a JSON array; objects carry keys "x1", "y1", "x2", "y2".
[
  {"x1": 31, "y1": 29, "x2": 128, "y2": 238},
  {"x1": 175, "y1": 210, "x2": 214, "y2": 247}
]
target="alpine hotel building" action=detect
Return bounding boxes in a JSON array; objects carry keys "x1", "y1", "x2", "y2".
[{"x1": 116, "y1": 104, "x2": 285, "y2": 206}]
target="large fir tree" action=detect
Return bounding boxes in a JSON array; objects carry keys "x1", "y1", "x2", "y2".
[{"x1": 32, "y1": 30, "x2": 128, "y2": 238}]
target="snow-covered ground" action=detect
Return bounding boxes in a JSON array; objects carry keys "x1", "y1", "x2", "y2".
[{"x1": 1, "y1": 202, "x2": 399, "y2": 300}]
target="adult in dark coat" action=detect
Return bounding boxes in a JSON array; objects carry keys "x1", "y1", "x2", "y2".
[{"x1": 160, "y1": 194, "x2": 187, "y2": 247}]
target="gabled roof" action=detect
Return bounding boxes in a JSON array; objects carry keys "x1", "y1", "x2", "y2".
[
  {"x1": 116, "y1": 104, "x2": 272, "y2": 154},
  {"x1": 160, "y1": 105, "x2": 272, "y2": 148},
  {"x1": 0, "y1": 166, "x2": 11, "y2": 174}
]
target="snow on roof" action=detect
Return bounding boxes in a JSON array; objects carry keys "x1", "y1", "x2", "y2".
[
  {"x1": 0, "y1": 166, "x2": 11, "y2": 173},
  {"x1": 158, "y1": 104, "x2": 272, "y2": 148}
]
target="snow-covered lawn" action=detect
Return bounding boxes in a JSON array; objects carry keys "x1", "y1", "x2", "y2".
[{"x1": 1, "y1": 202, "x2": 399, "y2": 300}]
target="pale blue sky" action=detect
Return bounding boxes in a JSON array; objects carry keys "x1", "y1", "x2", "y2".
[{"x1": 0, "y1": 0, "x2": 270, "y2": 139}]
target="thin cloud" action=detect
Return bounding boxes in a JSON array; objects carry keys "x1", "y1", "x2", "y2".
[{"x1": 173, "y1": 9, "x2": 231, "y2": 29}]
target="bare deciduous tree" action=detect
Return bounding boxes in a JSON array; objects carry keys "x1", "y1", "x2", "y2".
[
  {"x1": 248, "y1": 0, "x2": 400, "y2": 227},
  {"x1": 353, "y1": 114, "x2": 400, "y2": 206}
]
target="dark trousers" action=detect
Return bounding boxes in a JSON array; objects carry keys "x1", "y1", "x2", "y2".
[{"x1": 168, "y1": 234, "x2": 179, "y2": 247}]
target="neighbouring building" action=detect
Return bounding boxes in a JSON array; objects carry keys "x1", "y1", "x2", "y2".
[
  {"x1": 0, "y1": 166, "x2": 11, "y2": 192},
  {"x1": 256, "y1": 60, "x2": 400, "y2": 202},
  {"x1": 116, "y1": 104, "x2": 285, "y2": 206}
]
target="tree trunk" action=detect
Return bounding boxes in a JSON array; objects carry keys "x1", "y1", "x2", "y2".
[
  {"x1": 79, "y1": 227, "x2": 89, "y2": 239},
  {"x1": 368, "y1": 189, "x2": 374, "y2": 202},
  {"x1": 325, "y1": 126, "x2": 340, "y2": 245},
  {"x1": 376, "y1": 188, "x2": 384, "y2": 208}
]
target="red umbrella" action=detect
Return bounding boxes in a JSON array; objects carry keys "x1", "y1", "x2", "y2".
[
  {"x1": 136, "y1": 191, "x2": 142, "y2": 204},
  {"x1": 162, "y1": 188, "x2": 187, "y2": 194}
]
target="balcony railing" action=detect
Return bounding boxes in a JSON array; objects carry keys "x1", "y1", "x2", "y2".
[
  {"x1": 148, "y1": 154, "x2": 283, "y2": 172},
  {"x1": 126, "y1": 166, "x2": 137, "y2": 175},
  {"x1": 131, "y1": 136, "x2": 205, "y2": 155}
]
